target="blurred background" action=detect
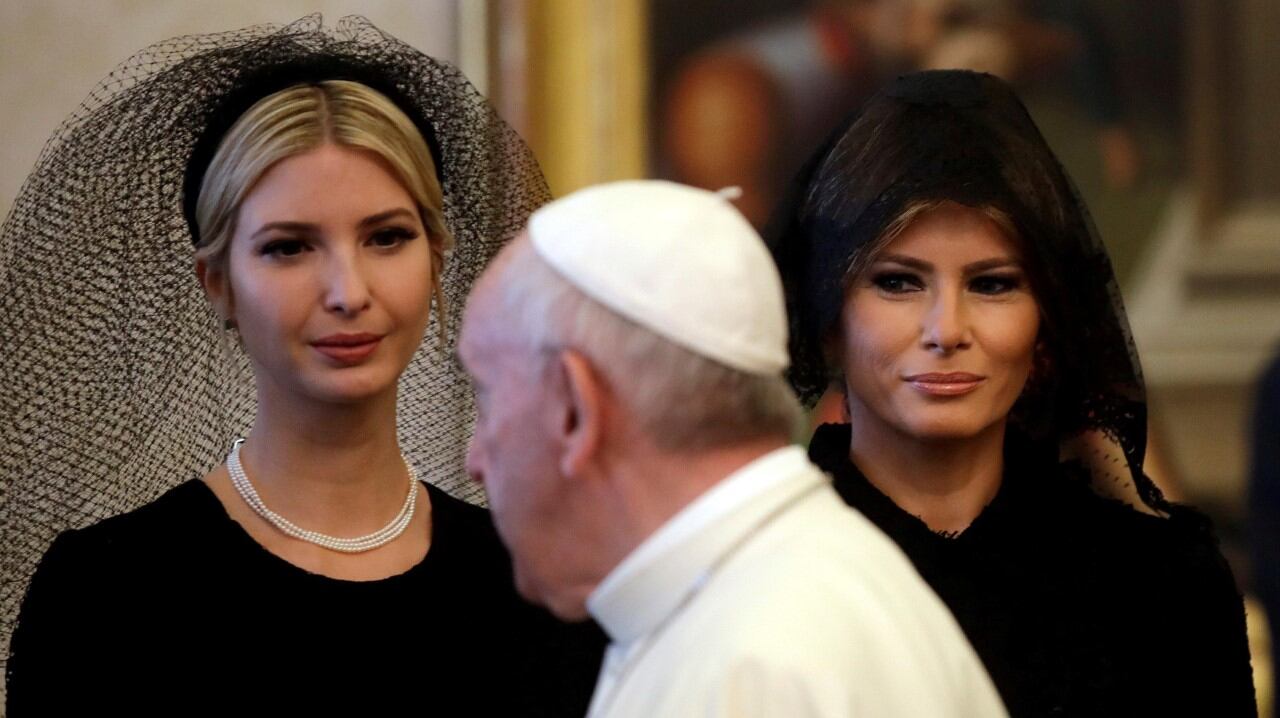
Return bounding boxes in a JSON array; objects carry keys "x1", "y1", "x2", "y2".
[{"x1": 2, "y1": 1, "x2": 1276, "y2": 713}]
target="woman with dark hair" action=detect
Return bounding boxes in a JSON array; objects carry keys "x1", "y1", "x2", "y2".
[
  {"x1": 1, "y1": 16, "x2": 601, "y2": 715},
  {"x1": 769, "y1": 69, "x2": 1255, "y2": 715}
]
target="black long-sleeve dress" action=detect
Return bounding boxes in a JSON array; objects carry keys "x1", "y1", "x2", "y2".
[
  {"x1": 6, "y1": 480, "x2": 604, "y2": 716},
  {"x1": 810, "y1": 423, "x2": 1256, "y2": 717}
]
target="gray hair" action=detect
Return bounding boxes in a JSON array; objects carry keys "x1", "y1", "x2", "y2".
[{"x1": 493, "y1": 241, "x2": 804, "y2": 451}]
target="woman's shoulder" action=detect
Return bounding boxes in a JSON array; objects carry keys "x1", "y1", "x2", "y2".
[
  {"x1": 66, "y1": 479, "x2": 217, "y2": 537},
  {"x1": 423, "y1": 483, "x2": 499, "y2": 541},
  {"x1": 1034, "y1": 465, "x2": 1238, "y2": 586},
  {"x1": 1123, "y1": 503, "x2": 1241, "y2": 593},
  {"x1": 423, "y1": 482, "x2": 490, "y2": 521},
  {"x1": 418, "y1": 483, "x2": 510, "y2": 576},
  {"x1": 39, "y1": 480, "x2": 222, "y2": 574},
  {"x1": 11, "y1": 482, "x2": 222, "y2": 665},
  {"x1": 1055, "y1": 483, "x2": 1256, "y2": 709}
]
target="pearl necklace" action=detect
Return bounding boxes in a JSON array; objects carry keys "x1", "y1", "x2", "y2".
[{"x1": 225, "y1": 439, "x2": 418, "y2": 553}]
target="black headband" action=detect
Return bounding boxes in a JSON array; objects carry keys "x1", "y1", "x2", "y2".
[{"x1": 181, "y1": 53, "x2": 443, "y2": 245}]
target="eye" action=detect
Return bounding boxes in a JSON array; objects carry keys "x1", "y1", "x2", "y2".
[
  {"x1": 260, "y1": 239, "x2": 309, "y2": 258},
  {"x1": 870, "y1": 271, "x2": 924, "y2": 294},
  {"x1": 368, "y1": 226, "x2": 419, "y2": 249},
  {"x1": 969, "y1": 273, "x2": 1023, "y2": 295}
]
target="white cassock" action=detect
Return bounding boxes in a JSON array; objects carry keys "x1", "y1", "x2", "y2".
[{"x1": 585, "y1": 446, "x2": 1008, "y2": 718}]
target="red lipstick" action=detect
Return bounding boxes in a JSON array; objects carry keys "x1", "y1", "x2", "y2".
[
  {"x1": 311, "y1": 333, "x2": 382, "y2": 365},
  {"x1": 904, "y1": 372, "x2": 985, "y2": 397}
]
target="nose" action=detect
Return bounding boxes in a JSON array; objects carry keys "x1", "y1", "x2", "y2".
[
  {"x1": 921, "y1": 288, "x2": 970, "y2": 355},
  {"x1": 324, "y1": 248, "x2": 373, "y2": 317}
]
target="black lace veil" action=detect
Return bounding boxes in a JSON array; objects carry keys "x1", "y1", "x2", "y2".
[
  {"x1": 0, "y1": 15, "x2": 548, "y2": 674},
  {"x1": 766, "y1": 69, "x2": 1171, "y2": 516}
]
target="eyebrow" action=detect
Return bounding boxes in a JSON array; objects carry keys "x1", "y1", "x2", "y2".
[
  {"x1": 251, "y1": 221, "x2": 315, "y2": 239},
  {"x1": 249, "y1": 207, "x2": 418, "y2": 239},
  {"x1": 874, "y1": 253, "x2": 1023, "y2": 273},
  {"x1": 358, "y1": 208, "x2": 418, "y2": 228}
]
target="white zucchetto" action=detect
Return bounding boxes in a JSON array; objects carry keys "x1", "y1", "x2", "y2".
[{"x1": 527, "y1": 180, "x2": 789, "y2": 375}]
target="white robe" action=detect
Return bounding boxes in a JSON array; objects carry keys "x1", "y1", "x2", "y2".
[{"x1": 585, "y1": 446, "x2": 1007, "y2": 717}]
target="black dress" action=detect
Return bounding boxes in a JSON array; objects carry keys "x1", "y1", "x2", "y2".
[
  {"x1": 809, "y1": 423, "x2": 1256, "y2": 717},
  {"x1": 6, "y1": 480, "x2": 604, "y2": 716}
]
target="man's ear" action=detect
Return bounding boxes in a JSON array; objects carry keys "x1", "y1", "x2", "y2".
[
  {"x1": 195, "y1": 258, "x2": 234, "y2": 326},
  {"x1": 555, "y1": 349, "x2": 606, "y2": 478}
]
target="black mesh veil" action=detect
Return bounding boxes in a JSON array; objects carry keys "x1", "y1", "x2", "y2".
[
  {"x1": 766, "y1": 70, "x2": 1172, "y2": 516},
  {"x1": 0, "y1": 15, "x2": 548, "y2": 674}
]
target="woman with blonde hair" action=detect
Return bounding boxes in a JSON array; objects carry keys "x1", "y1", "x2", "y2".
[{"x1": 2, "y1": 16, "x2": 601, "y2": 714}]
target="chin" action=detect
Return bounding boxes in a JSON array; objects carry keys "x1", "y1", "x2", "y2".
[
  {"x1": 909, "y1": 427, "x2": 987, "y2": 442},
  {"x1": 899, "y1": 413, "x2": 1000, "y2": 442},
  {"x1": 303, "y1": 371, "x2": 401, "y2": 404},
  {"x1": 309, "y1": 387, "x2": 394, "y2": 405},
  {"x1": 516, "y1": 570, "x2": 589, "y2": 621},
  {"x1": 544, "y1": 597, "x2": 591, "y2": 622},
  {"x1": 542, "y1": 598, "x2": 590, "y2": 622}
]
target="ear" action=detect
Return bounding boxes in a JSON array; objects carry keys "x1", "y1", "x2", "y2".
[
  {"x1": 824, "y1": 383, "x2": 851, "y2": 425},
  {"x1": 554, "y1": 349, "x2": 606, "y2": 478},
  {"x1": 195, "y1": 258, "x2": 234, "y2": 325}
]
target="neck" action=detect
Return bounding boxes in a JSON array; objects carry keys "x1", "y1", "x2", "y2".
[
  {"x1": 847, "y1": 413, "x2": 1006, "y2": 535},
  {"x1": 598, "y1": 435, "x2": 791, "y2": 573},
  {"x1": 236, "y1": 379, "x2": 409, "y2": 534}
]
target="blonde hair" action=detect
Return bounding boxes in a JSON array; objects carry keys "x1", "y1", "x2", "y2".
[{"x1": 194, "y1": 80, "x2": 451, "y2": 327}]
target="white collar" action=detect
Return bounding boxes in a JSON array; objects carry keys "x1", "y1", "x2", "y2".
[{"x1": 586, "y1": 445, "x2": 821, "y2": 645}]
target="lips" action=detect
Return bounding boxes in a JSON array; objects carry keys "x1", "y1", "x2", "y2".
[
  {"x1": 904, "y1": 372, "x2": 985, "y2": 397},
  {"x1": 311, "y1": 333, "x2": 383, "y2": 365}
]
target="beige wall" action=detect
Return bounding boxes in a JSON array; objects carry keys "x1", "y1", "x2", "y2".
[
  {"x1": 521, "y1": 0, "x2": 649, "y2": 196},
  {"x1": 0, "y1": 0, "x2": 470, "y2": 218}
]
